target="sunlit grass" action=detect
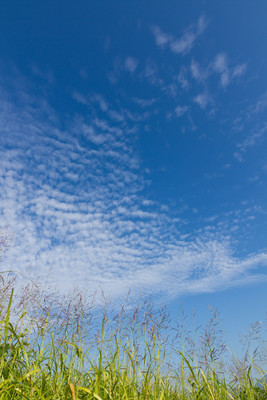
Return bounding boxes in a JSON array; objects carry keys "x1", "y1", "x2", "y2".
[{"x1": 0, "y1": 271, "x2": 266, "y2": 399}]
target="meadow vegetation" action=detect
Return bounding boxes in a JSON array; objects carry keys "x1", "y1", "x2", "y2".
[{"x1": 0, "y1": 227, "x2": 266, "y2": 399}]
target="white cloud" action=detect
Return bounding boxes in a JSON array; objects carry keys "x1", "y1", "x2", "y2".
[
  {"x1": 191, "y1": 60, "x2": 201, "y2": 80},
  {"x1": 193, "y1": 92, "x2": 211, "y2": 109},
  {"x1": 92, "y1": 94, "x2": 109, "y2": 112},
  {"x1": 234, "y1": 124, "x2": 267, "y2": 161},
  {"x1": 178, "y1": 66, "x2": 189, "y2": 89},
  {"x1": 1, "y1": 70, "x2": 266, "y2": 302},
  {"x1": 132, "y1": 97, "x2": 156, "y2": 108},
  {"x1": 213, "y1": 52, "x2": 228, "y2": 73},
  {"x1": 151, "y1": 26, "x2": 171, "y2": 48},
  {"x1": 175, "y1": 105, "x2": 189, "y2": 117},
  {"x1": 170, "y1": 31, "x2": 196, "y2": 54},
  {"x1": 213, "y1": 53, "x2": 230, "y2": 88},
  {"x1": 73, "y1": 92, "x2": 109, "y2": 112},
  {"x1": 108, "y1": 56, "x2": 139, "y2": 84},
  {"x1": 73, "y1": 91, "x2": 88, "y2": 105},
  {"x1": 152, "y1": 15, "x2": 207, "y2": 55},
  {"x1": 232, "y1": 63, "x2": 247, "y2": 78},
  {"x1": 190, "y1": 59, "x2": 210, "y2": 83},
  {"x1": 142, "y1": 60, "x2": 163, "y2": 87},
  {"x1": 212, "y1": 53, "x2": 247, "y2": 88},
  {"x1": 232, "y1": 93, "x2": 267, "y2": 161},
  {"x1": 251, "y1": 91, "x2": 267, "y2": 114},
  {"x1": 108, "y1": 109, "x2": 125, "y2": 122},
  {"x1": 124, "y1": 57, "x2": 139, "y2": 73}
]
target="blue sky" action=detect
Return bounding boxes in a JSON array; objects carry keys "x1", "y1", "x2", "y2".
[{"x1": 0, "y1": 0, "x2": 266, "y2": 346}]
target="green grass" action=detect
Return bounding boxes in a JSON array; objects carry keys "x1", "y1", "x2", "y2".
[{"x1": 0, "y1": 272, "x2": 266, "y2": 399}]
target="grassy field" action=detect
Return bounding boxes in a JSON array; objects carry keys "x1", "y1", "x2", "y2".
[{"x1": 0, "y1": 271, "x2": 266, "y2": 399}]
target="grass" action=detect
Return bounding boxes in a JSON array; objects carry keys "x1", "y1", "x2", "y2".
[{"x1": 0, "y1": 268, "x2": 266, "y2": 399}]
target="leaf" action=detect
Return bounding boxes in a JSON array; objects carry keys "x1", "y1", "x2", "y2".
[{"x1": 77, "y1": 387, "x2": 103, "y2": 400}]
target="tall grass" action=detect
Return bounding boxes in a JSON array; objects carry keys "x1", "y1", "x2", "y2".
[{"x1": 0, "y1": 269, "x2": 266, "y2": 399}]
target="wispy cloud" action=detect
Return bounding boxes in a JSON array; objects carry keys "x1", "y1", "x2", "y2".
[
  {"x1": 108, "y1": 56, "x2": 139, "y2": 83},
  {"x1": 250, "y1": 91, "x2": 267, "y2": 114},
  {"x1": 72, "y1": 91, "x2": 88, "y2": 105},
  {"x1": 232, "y1": 63, "x2": 247, "y2": 78},
  {"x1": 213, "y1": 53, "x2": 230, "y2": 88},
  {"x1": 124, "y1": 56, "x2": 139, "y2": 73},
  {"x1": 187, "y1": 53, "x2": 247, "y2": 91},
  {"x1": 212, "y1": 53, "x2": 247, "y2": 88},
  {"x1": 141, "y1": 60, "x2": 164, "y2": 87},
  {"x1": 234, "y1": 123, "x2": 267, "y2": 161},
  {"x1": 175, "y1": 105, "x2": 189, "y2": 117},
  {"x1": 151, "y1": 16, "x2": 207, "y2": 55},
  {"x1": 193, "y1": 92, "x2": 212, "y2": 109},
  {"x1": 132, "y1": 97, "x2": 157, "y2": 108},
  {"x1": 1, "y1": 70, "x2": 266, "y2": 301},
  {"x1": 191, "y1": 60, "x2": 202, "y2": 80},
  {"x1": 232, "y1": 92, "x2": 267, "y2": 161},
  {"x1": 152, "y1": 27, "x2": 171, "y2": 47},
  {"x1": 92, "y1": 94, "x2": 109, "y2": 112},
  {"x1": 190, "y1": 59, "x2": 209, "y2": 83},
  {"x1": 31, "y1": 65, "x2": 55, "y2": 85},
  {"x1": 178, "y1": 66, "x2": 190, "y2": 89},
  {"x1": 72, "y1": 92, "x2": 109, "y2": 112}
]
